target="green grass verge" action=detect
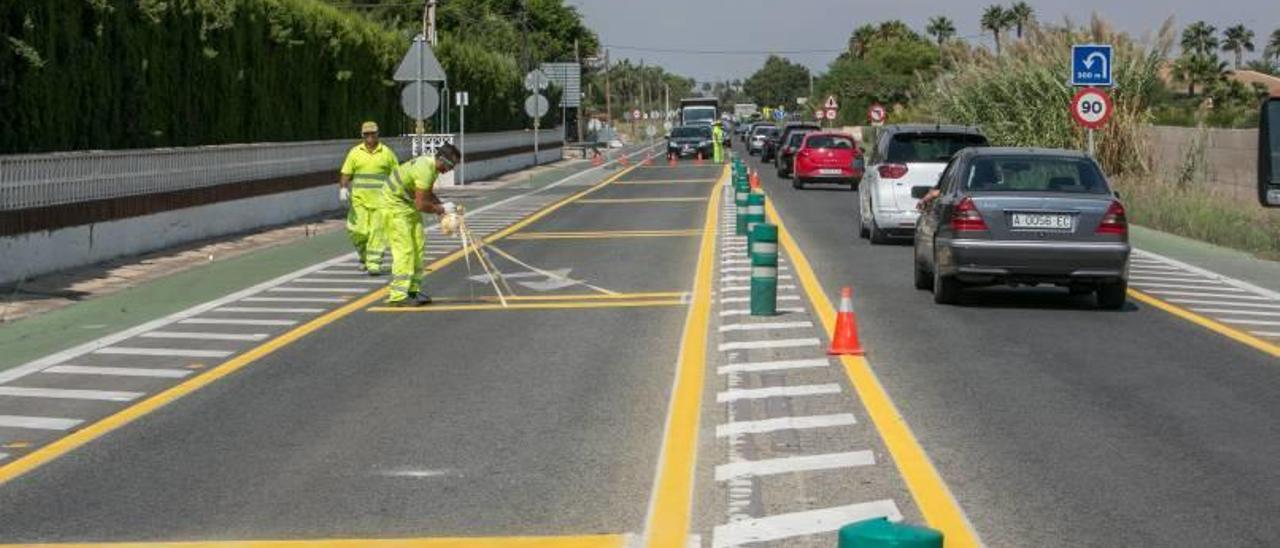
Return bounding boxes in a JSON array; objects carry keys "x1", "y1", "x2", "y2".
[{"x1": 1113, "y1": 175, "x2": 1280, "y2": 260}]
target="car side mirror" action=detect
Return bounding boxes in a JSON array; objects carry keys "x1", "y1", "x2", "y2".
[
  {"x1": 1259, "y1": 97, "x2": 1280, "y2": 207},
  {"x1": 911, "y1": 186, "x2": 932, "y2": 199}
]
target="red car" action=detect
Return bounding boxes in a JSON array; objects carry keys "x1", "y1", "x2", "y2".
[{"x1": 792, "y1": 132, "x2": 864, "y2": 190}]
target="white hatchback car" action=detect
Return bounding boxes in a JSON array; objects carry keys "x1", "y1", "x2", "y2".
[{"x1": 859, "y1": 125, "x2": 987, "y2": 244}]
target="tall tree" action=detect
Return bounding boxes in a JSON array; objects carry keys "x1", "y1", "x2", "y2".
[
  {"x1": 1174, "y1": 53, "x2": 1228, "y2": 95},
  {"x1": 981, "y1": 5, "x2": 1012, "y2": 55},
  {"x1": 1269, "y1": 29, "x2": 1280, "y2": 62},
  {"x1": 1181, "y1": 21, "x2": 1219, "y2": 56},
  {"x1": 876, "y1": 20, "x2": 917, "y2": 42},
  {"x1": 1010, "y1": 2, "x2": 1034, "y2": 39},
  {"x1": 926, "y1": 16, "x2": 957, "y2": 46},
  {"x1": 742, "y1": 55, "x2": 812, "y2": 107},
  {"x1": 847, "y1": 24, "x2": 878, "y2": 59},
  {"x1": 1222, "y1": 25, "x2": 1255, "y2": 69}
]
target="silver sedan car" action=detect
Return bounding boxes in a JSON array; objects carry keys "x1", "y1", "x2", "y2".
[{"x1": 914, "y1": 148, "x2": 1130, "y2": 308}]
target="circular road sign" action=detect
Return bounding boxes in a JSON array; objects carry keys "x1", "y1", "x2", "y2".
[
  {"x1": 868, "y1": 103, "x2": 887, "y2": 125},
  {"x1": 524, "y1": 94, "x2": 549, "y2": 118},
  {"x1": 1070, "y1": 87, "x2": 1113, "y2": 129},
  {"x1": 632, "y1": 109, "x2": 642, "y2": 120},
  {"x1": 825, "y1": 108, "x2": 838, "y2": 121},
  {"x1": 645, "y1": 125, "x2": 657, "y2": 137},
  {"x1": 401, "y1": 82, "x2": 440, "y2": 119},
  {"x1": 815, "y1": 110, "x2": 825, "y2": 120},
  {"x1": 523, "y1": 69, "x2": 550, "y2": 92}
]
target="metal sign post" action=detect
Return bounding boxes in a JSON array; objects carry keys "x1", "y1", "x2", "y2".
[
  {"x1": 1070, "y1": 87, "x2": 1113, "y2": 157},
  {"x1": 524, "y1": 70, "x2": 550, "y2": 166},
  {"x1": 456, "y1": 91, "x2": 469, "y2": 185}
]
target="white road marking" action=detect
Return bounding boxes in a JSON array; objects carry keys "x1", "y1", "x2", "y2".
[
  {"x1": 179, "y1": 318, "x2": 297, "y2": 326},
  {"x1": 240, "y1": 296, "x2": 348, "y2": 303},
  {"x1": 719, "y1": 321, "x2": 813, "y2": 332},
  {"x1": 1129, "y1": 275, "x2": 1218, "y2": 284},
  {"x1": 1221, "y1": 318, "x2": 1280, "y2": 326},
  {"x1": 716, "y1": 413, "x2": 857, "y2": 437},
  {"x1": 377, "y1": 468, "x2": 453, "y2": 478},
  {"x1": 0, "y1": 415, "x2": 83, "y2": 430},
  {"x1": 720, "y1": 307, "x2": 805, "y2": 317},
  {"x1": 720, "y1": 295, "x2": 801, "y2": 304},
  {"x1": 93, "y1": 347, "x2": 233, "y2": 358},
  {"x1": 718, "y1": 358, "x2": 831, "y2": 375},
  {"x1": 721, "y1": 275, "x2": 793, "y2": 283},
  {"x1": 268, "y1": 287, "x2": 369, "y2": 293},
  {"x1": 1252, "y1": 331, "x2": 1280, "y2": 337},
  {"x1": 1146, "y1": 290, "x2": 1272, "y2": 300},
  {"x1": 718, "y1": 338, "x2": 821, "y2": 352},
  {"x1": 292, "y1": 278, "x2": 385, "y2": 284},
  {"x1": 44, "y1": 365, "x2": 192, "y2": 378},
  {"x1": 1131, "y1": 282, "x2": 1244, "y2": 291},
  {"x1": 0, "y1": 453, "x2": 7, "y2": 460},
  {"x1": 0, "y1": 386, "x2": 143, "y2": 402},
  {"x1": 310, "y1": 270, "x2": 366, "y2": 276},
  {"x1": 1134, "y1": 249, "x2": 1280, "y2": 301},
  {"x1": 213, "y1": 307, "x2": 325, "y2": 314},
  {"x1": 1192, "y1": 308, "x2": 1280, "y2": 317},
  {"x1": 717, "y1": 384, "x2": 842, "y2": 403},
  {"x1": 721, "y1": 266, "x2": 790, "y2": 274},
  {"x1": 710, "y1": 500, "x2": 902, "y2": 548},
  {"x1": 714, "y1": 450, "x2": 875, "y2": 481},
  {"x1": 1166, "y1": 299, "x2": 1280, "y2": 309},
  {"x1": 141, "y1": 331, "x2": 268, "y2": 342},
  {"x1": 720, "y1": 284, "x2": 797, "y2": 293}
]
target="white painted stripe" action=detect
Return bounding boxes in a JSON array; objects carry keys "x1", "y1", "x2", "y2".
[
  {"x1": 718, "y1": 358, "x2": 831, "y2": 375},
  {"x1": 722, "y1": 275, "x2": 793, "y2": 283},
  {"x1": 1129, "y1": 266, "x2": 1183, "y2": 273},
  {"x1": 0, "y1": 415, "x2": 83, "y2": 430},
  {"x1": 179, "y1": 318, "x2": 297, "y2": 326},
  {"x1": 240, "y1": 297, "x2": 348, "y2": 303},
  {"x1": 0, "y1": 386, "x2": 143, "y2": 402},
  {"x1": 141, "y1": 331, "x2": 268, "y2": 342},
  {"x1": 720, "y1": 295, "x2": 801, "y2": 304},
  {"x1": 720, "y1": 307, "x2": 805, "y2": 317},
  {"x1": 1147, "y1": 290, "x2": 1272, "y2": 300},
  {"x1": 715, "y1": 450, "x2": 875, "y2": 481},
  {"x1": 94, "y1": 347, "x2": 233, "y2": 358},
  {"x1": 293, "y1": 278, "x2": 385, "y2": 284},
  {"x1": 310, "y1": 270, "x2": 366, "y2": 275},
  {"x1": 719, "y1": 321, "x2": 813, "y2": 332},
  {"x1": 1129, "y1": 275, "x2": 1218, "y2": 284},
  {"x1": 1134, "y1": 249, "x2": 1280, "y2": 301},
  {"x1": 1251, "y1": 331, "x2": 1280, "y2": 337},
  {"x1": 1166, "y1": 299, "x2": 1280, "y2": 309},
  {"x1": 213, "y1": 307, "x2": 325, "y2": 314},
  {"x1": 1221, "y1": 318, "x2": 1280, "y2": 326},
  {"x1": 1131, "y1": 282, "x2": 1244, "y2": 291},
  {"x1": 710, "y1": 500, "x2": 902, "y2": 548},
  {"x1": 722, "y1": 266, "x2": 790, "y2": 274},
  {"x1": 751, "y1": 242, "x2": 778, "y2": 254},
  {"x1": 716, "y1": 413, "x2": 857, "y2": 437},
  {"x1": 44, "y1": 365, "x2": 192, "y2": 378},
  {"x1": 718, "y1": 338, "x2": 821, "y2": 352},
  {"x1": 268, "y1": 287, "x2": 369, "y2": 293},
  {"x1": 0, "y1": 453, "x2": 7, "y2": 460},
  {"x1": 717, "y1": 384, "x2": 842, "y2": 402},
  {"x1": 1192, "y1": 308, "x2": 1280, "y2": 317}
]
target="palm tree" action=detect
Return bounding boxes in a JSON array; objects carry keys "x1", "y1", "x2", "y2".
[
  {"x1": 876, "y1": 20, "x2": 915, "y2": 42},
  {"x1": 1222, "y1": 25, "x2": 1255, "y2": 69},
  {"x1": 981, "y1": 5, "x2": 1011, "y2": 55},
  {"x1": 1181, "y1": 21, "x2": 1219, "y2": 56},
  {"x1": 847, "y1": 24, "x2": 877, "y2": 59},
  {"x1": 1174, "y1": 53, "x2": 1228, "y2": 95},
  {"x1": 1267, "y1": 28, "x2": 1280, "y2": 62},
  {"x1": 1010, "y1": 2, "x2": 1034, "y2": 39},
  {"x1": 927, "y1": 16, "x2": 957, "y2": 46}
]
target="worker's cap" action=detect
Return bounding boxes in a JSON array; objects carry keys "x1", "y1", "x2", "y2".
[{"x1": 360, "y1": 121, "x2": 379, "y2": 134}]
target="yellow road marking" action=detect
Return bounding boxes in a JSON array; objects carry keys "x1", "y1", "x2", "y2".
[
  {"x1": 577, "y1": 197, "x2": 707, "y2": 204},
  {"x1": 1129, "y1": 289, "x2": 1280, "y2": 358},
  {"x1": 616, "y1": 179, "x2": 718, "y2": 185},
  {"x1": 766, "y1": 199, "x2": 982, "y2": 547},
  {"x1": 368, "y1": 300, "x2": 684, "y2": 312},
  {"x1": 0, "y1": 159, "x2": 646, "y2": 488},
  {"x1": 3, "y1": 534, "x2": 626, "y2": 548},
  {"x1": 507, "y1": 229, "x2": 702, "y2": 240},
  {"x1": 427, "y1": 292, "x2": 689, "y2": 302},
  {"x1": 642, "y1": 165, "x2": 725, "y2": 547}
]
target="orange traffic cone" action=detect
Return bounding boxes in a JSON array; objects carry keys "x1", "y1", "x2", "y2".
[
  {"x1": 591, "y1": 153, "x2": 604, "y2": 167},
  {"x1": 749, "y1": 169, "x2": 761, "y2": 190},
  {"x1": 619, "y1": 154, "x2": 630, "y2": 167},
  {"x1": 668, "y1": 153, "x2": 678, "y2": 167},
  {"x1": 828, "y1": 287, "x2": 865, "y2": 355},
  {"x1": 695, "y1": 152, "x2": 704, "y2": 166}
]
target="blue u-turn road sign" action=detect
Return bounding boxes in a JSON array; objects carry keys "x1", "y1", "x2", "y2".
[{"x1": 1071, "y1": 44, "x2": 1113, "y2": 87}]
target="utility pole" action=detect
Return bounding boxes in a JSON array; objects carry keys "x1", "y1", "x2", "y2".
[
  {"x1": 574, "y1": 39, "x2": 583, "y2": 143},
  {"x1": 604, "y1": 48, "x2": 612, "y2": 131},
  {"x1": 664, "y1": 82, "x2": 670, "y2": 126}
]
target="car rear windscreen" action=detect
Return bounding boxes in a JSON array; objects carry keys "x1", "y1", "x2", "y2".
[
  {"x1": 805, "y1": 135, "x2": 854, "y2": 149},
  {"x1": 964, "y1": 156, "x2": 1110, "y2": 194},
  {"x1": 888, "y1": 133, "x2": 988, "y2": 163},
  {"x1": 787, "y1": 131, "x2": 813, "y2": 146}
]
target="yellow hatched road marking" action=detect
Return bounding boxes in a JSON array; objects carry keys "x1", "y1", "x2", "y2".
[
  {"x1": 368, "y1": 300, "x2": 685, "y2": 312},
  {"x1": 641, "y1": 165, "x2": 725, "y2": 547},
  {"x1": 507, "y1": 229, "x2": 702, "y2": 240},
  {"x1": 3, "y1": 534, "x2": 626, "y2": 548},
  {"x1": 428, "y1": 292, "x2": 689, "y2": 302},
  {"x1": 765, "y1": 198, "x2": 983, "y2": 547},
  {"x1": 1129, "y1": 289, "x2": 1280, "y2": 358},
  {"x1": 577, "y1": 197, "x2": 707, "y2": 204},
  {"x1": 616, "y1": 179, "x2": 717, "y2": 185},
  {"x1": 0, "y1": 158, "x2": 647, "y2": 488}
]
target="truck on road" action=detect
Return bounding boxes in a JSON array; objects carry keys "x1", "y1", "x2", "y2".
[
  {"x1": 680, "y1": 98, "x2": 718, "y2": 127},
  {"x1": 733, "y1": 103, "x2": 759, "y2": 120}
]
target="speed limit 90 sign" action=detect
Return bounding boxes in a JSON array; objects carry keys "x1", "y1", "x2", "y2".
[{"x1": 1070, "y1": 87, "x2": 1113, "y2": 129}]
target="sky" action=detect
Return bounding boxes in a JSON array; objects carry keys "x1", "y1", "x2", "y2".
[{"x1": 569, "y1": 0, "x2": 1278, "y2": 82}]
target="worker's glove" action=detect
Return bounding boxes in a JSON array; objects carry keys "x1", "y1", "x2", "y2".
[
  {"x1": 442, "y1": 202, "x2": 457, "y2": 215},
  {"x1": 339, "y1": 187, "x2": 350, "y2": 203}
]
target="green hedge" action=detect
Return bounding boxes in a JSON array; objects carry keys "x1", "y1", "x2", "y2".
[{"x1": 0, "y1": 0, "x2": 554, "y2": 154}]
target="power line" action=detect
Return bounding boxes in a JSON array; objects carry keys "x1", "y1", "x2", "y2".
[{"x1": 604, "y1": 44, "x2": 844, "y2": 55}]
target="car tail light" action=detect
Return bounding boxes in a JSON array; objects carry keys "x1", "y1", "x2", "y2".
[
  {"x1": 949, "y1": 197, "x2": 988, "y2": 232},
  {"x1": 877, "y1": 163, "x2": 908, "y2": 179},
  {"x1": 1096, "y1": 200, "x2": 1128, "y2": 235}
]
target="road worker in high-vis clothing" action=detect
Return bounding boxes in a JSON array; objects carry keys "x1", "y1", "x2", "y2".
[
  {"x1": 382, "y1": 143, "x2": 461, "y2": 307},
  {"x1": 711, "y1": 120, "x2": 725, "y2": 164},
  {"x1": 339, "y1": 121, "x2": 399, "y2": 275}
]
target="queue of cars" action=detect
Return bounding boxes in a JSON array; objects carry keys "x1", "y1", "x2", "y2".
[{"x1": 742, "y1": 122, "x2": 1131, "y2": 309}]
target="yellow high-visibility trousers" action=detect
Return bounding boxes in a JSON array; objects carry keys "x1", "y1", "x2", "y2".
[
  {"x1": 713, "y1": 143, "x2": 724, "y2": 164},
  {"x1": 347, "y1": 195, "x2": 388, "y2": 272},
  {"x1": 386, "y1": 209, "x2": 424, "y2": 303}
]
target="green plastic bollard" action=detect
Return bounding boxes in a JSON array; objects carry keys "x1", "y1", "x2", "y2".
[
  {"x1": 750, "y1": 223, "x2": 778, "y2": 316},
  {"x1": 837, "y1": 518, "x2": 943, "y2": 548},
  {"x1": 744, "y1": 192, "x2": 766, "y2": 254},
  {"x1": 735, "y1": 184, "x2": 750, "y2": 236}
]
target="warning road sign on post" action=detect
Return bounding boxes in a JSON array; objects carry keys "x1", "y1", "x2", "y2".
[{"x1": 824, "y1": 95, "x2": 839, "y2": 110}]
